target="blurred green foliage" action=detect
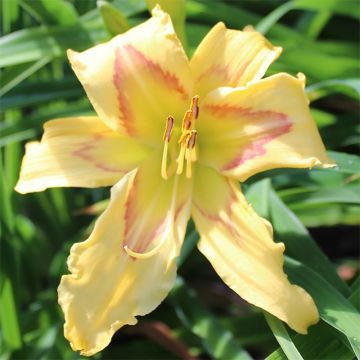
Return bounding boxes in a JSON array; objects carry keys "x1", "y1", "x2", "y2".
[{"x1": 1, "y1": 0, "x2": 359, "y2": 359}]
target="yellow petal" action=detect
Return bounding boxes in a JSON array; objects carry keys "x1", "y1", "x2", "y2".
[
  {"x1": 68, "y1": 6, "x2": 193, "y2": 144},
  {"x1": 197, "y1": 73, "x2": 335, "y2": 181},
  {"x1": 190, "y1": 22, "x2": 281, "y2": 97},
  {"x1": 58, "y1": 153, "x2": 192, "y2": 356},
  {"x1": 15, "y1": 117, "x2": 149, "y2": 194},
  {"x1": 192, "y1": 165, "x2": 319, "y2": 333}
]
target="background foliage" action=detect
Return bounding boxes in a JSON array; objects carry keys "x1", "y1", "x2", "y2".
[{"x1": 0, "y1": 0, "x2": 359, "y2": 359}]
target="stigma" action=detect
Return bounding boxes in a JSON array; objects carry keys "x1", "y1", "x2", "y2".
[{"x1": 161, "y1": 96, "x2": 199, "y2": 180}]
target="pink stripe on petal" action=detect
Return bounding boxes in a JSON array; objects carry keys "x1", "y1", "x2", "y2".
[
  {"x1": 196, "y1": 61, "x2": 250, "y2": 88},
  {"x1": 230, "y1": 61, "x2": 250, "y2": 85},
  {"x1": 124, "y1": 45, "x2": 188, "y2": 98},
  {"x1": 197, "y1": 64, "x2": 229, "y2": 83},
  {"x1": 113, "y1": 49, "x2": 136, "y2": 136},
  {"x1": 72, "y1": 132, "x2": 126, "y2": 173},
  {"x1": 193, "y1": 189, "x2": 240, "y2": 240},
  {"x1": 113, "y1": 45, "x2": 188, "y2": 136},
  {"x1": 204, "y1": 104, "x2": 292, "y2": 170},
  {"x1": 123, "y1": 173, "x2": 138, "y2": 241},
  {"x1": 123, "y1": 167, "x2": 187, "y2": 257}
]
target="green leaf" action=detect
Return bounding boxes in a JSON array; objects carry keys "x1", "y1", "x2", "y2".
[
  {"x1": 285, "y1": 257, "x2": 360, "y2": 356},
  {"x1": 298, "y1": 10, "x2": 332, "y2": 39},
  {"x1": 311, "y1": 108, "x2": 337, "y2": 127},
  {"x1": 264, "y1": 312, "x2": 304, "y2": 360},
  {"x1": 0, "y1": 276, "x2": 22, "y2": 350},
  {"x1": 306, "y1": 79, "x2": 360, "y2": 101},
  {"x1": 294, "y1": 203, "x2": 360, "y2": 227},
  {"x1": 20, "y1": 0, "x2": 79, "y2": 26},
  {"x1": 294, "y1": 0, "x2": 360, "y2": 19},
  {"x1": 169, "y1": 277, "x2": 253, "y2": 360},
  {"x1": 276, "y1": 47, "x2": 359, "y2": 81},
  {"x1": 186, "y1": 0, "x2": 300, "y2": 43},
  {"x1": 0, "y1": 57, "x2": 52, "y2": 96},
  {"x1": 269, "y1": 189, "x2": 350, "y2": 296},
  {"x1": 1, "y1": 77, "x2": 84, "y2": 110},
  {"x1": 245, "y1": 178, "x2": 271, "y2": 218},
  {"x1": 0, "y1": 129, "x2": 36, "y2": 148},
  {"x1": 327, "y1": 151, "x2": 360, "y2": 175},
  {"x1": 266, "y1": 321, "x2": 355, "y2": 360},
  {"x1": 111, "y1": 0, "x2": 147, "y2": 16},
  {"x1": 256, "y1": 2, "x2": 294, "y2": 35},
  {"x1": 0, "y1": 21, "x2": 102, "y2": 67},
  {"x1": 351, "y1": 274, "x2": 360, "y2": 292},
  {"x1": 97, "y1": 0, "x2": 130, "y2": 37},
  {"x1": 279, "y1": 186, "x2": 360, "y2": 209},
  {"x1": 220, "y1": 314, "x2": 272, "y2": 346},
  {"x1": 2, "y1": 0, "x2": 20, "y2": 34}
]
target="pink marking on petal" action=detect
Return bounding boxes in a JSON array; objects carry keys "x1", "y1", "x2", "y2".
[
  {"x1": 204, "y1": 104, "x2": 292, "y2": 170},
  {"x1": 123, "y1": 172, "x2": 164, "y2": 255},
  {"x1": 123, "y1": 172, "x2": 138, "y2": 241},
  {"x1": 133, "y1": 201, "x2": 186, "y2": 254},
  {"x1": 193, "y1": 202, "x2": 240, "y2": 241},
  {"x1": 113, "y1": 45, "x2": 189, "y2": 136},
  {"x1": 72, "y1": 132, "x2": 126, "y2": 173},
  {"x1": 113, "y1": 49, "x2": 136, "y2": 136},
  {"x1": 197, "y1": 64, "x2": 229, "y2": 84},
  {"x1": 131, "y1": 220, "x2": 166, "y2": 255},
  {"x1": 123, "y1": 170, "x2": 187, "y2": 258},
  {"x1": 230, "y1": 61, "x2": 250, "y2": 85},
  {"x1": 196, "y1": 61, "x2": 250, "y2": 88},
  {"x1": 193, "y1": 185, "x2": 239, "y2": 237},
  {"x1": 125, "y1": 45, "x2": 188, "y2": 98}
]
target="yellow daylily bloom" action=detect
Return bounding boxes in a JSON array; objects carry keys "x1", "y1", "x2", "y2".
[{"x1": 16, "y1": 6, "x2": 335, "y2": 356}]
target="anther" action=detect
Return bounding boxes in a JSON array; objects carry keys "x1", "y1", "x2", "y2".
[
  {"x1": 185, "y1": 131, "x2": 197, "y2": 178},
  {"x1": 191, "y1": 95, "x2": 199, "y2": 120},
  {"x1": 164, "y1": 96, "x2": 200, "y2": 179},
  {"x1": 187, "y1": 130, "x2": 197, "y2": 149},
  {"x1": 163, "y1": 116, "x2": 174, "y2": 142},
  {"x1": 182, "y1": 111, "x2": 192, "y2": 131}
]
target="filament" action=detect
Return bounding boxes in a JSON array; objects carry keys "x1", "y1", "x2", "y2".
[{"x1": 161, "y1": 116, "x2": 174, "y2": 180}]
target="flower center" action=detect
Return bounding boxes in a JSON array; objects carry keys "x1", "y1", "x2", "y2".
[{"x1": 161, "y1": 95, "x2": 199, "y2": 180}]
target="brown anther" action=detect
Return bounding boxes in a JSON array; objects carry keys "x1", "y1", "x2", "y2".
[
  {"x1": 182, "y1": 111, "x2": 192, "y2": 130},
  {"x1": 191, "y1": 95, "x2": 199, "y2": 120},
  {"x1": 163, "y1": 116, "x2": 174, "y2": 142},
  {"x1": 187, "y1": 130, "x2": 197, "y2": 149}
]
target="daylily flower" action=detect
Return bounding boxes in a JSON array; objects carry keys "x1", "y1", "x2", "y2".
[{"x1": 16, "y1": 7, "x2": 334, "y2": 356}]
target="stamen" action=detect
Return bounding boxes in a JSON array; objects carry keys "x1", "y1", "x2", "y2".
[
  {"x1": 185, "y1": 148, "x2": 192, "y2": 178},
  {"x1": 161, "y1": 116, "x2": 174, "y2": 180},
  {"x1": 182, "y1": 111, "x2": 192, "y2": 131},
  {"x1": 176, "y1": 144, "x2": 186, "y2": 175},
  {"x1": 161, "y1": 141, "x2": 169, "y2": 179},
  {"x1": 185, "y1": 131, "x2": 197, "y2": 178},
  {"x1": 187, "y1": 130, "x2": 197, "y2": 149},
  {"x1": 163, "y1": 116, "x2": 174, "y2": 142},
  {"x1": 191, "y1": 95, "x2": 199, "y2": 120},
  {"x1": 164, "y1": 96, "x2": 200, "y2": 179}
]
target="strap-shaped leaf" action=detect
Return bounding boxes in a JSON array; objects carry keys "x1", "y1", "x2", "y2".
[
  {"x1": 169, "y1": 277, "x2": 253, "y2": 360},
  {"x1": 285, "y1": 257, "x2": 360, "y2": 356},
  {"x1": 269, "y1": 189, "x2": 350, "y2": 296}
]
